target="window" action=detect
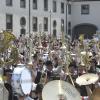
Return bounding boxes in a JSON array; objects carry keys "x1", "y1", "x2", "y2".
[
  {"x1": 81, "y1": 4, "x2": 89, "y2": 14},
  {"x1": 6, "y1": 14, "x2": 13, "y2": 31},
  {"x1": 20, "y1": 17, "x2": 26, "y2": 26},
  {"x1": 61, "y1": 2, "x2": 64, "y2": 13},
  {"x1": 44, "y1": 17, "x2": 48, "y2": 31},
  {"x1": 68, "y1": 29, "x2": 71, "y2": 35},
  {"x1": 68, "y1": 21, "x2": 71, "y2": 28},
  {"x1": 39, "y1": 24, "x2": 42, "y2": 32},
  {"x1": 20, "y1": 0, "x2": 26, "y2": 8},
  {"x1": 53, "y1": 29, "x2": 57, "y2": 37},
  {"x1": 53, "y1": 0, "x2": 57, "y2": 12},
  {"x1": 61, "y1": 19, "x2": 64, "y2": 32},
  {"x1": 6, "y1": 0, "x2": 12, "y2": 6},
  {"x1": 68, "y1": 21, "x2": 71, "y2": 35},
  {"x1": 33, "y1": 17, "x2": 38, "y2": 32},
  {"x1": 53, "y1": 20, "x2": 57, "y2": 28},
  {"x1": 44, "y1": 0, "x2": 48, "y2": 11},
  {"x1": 68, "y1": 4, "x2": 71, "y2": 14},
  {"x1": 33, "y1": 0, "x2": 37, "y2": 9},
  {"x1": 20, "y1": 28, "x2": 26, "y2": 35}
]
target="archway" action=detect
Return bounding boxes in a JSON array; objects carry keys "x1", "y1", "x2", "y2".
[{"x1": 72, "y1": 23, "x2": 98, "y2": 39}]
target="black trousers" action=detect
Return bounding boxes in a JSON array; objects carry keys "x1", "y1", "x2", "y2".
[
  {"x1": 4, "y1": 83, "x2": 19, "y2": 100},
  {"x1": 4, "y1": 83, "x2": 13, "y2": 100}
]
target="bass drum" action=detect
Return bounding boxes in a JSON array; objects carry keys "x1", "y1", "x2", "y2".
[{"x1": 11, "y1": 64, "x2": 32, "y2": 96}]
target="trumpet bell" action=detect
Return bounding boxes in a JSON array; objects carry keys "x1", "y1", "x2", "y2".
[{"x1": 76, "y1": 73, "x2": 99, "y2": 86}]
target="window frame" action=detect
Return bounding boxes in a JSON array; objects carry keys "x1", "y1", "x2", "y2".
[
  {"x1": 20, "y1": 17, "x2": 26, "y2": 26},
  {"x1": 53, "y1": 0, "x2": 57, "y2": 13},
  {"x1": 44, "y1": 17, "x2": 48, "y2": 31},
  {"x1": 68, "y1": 4, "x2": 71, "y2": 15},
  {"x1": 61, "y1": 2, "x2": 64, "y2": 14},
  {"x1": 6, "y1": 14, "x2": 13, "y2": 31},
  {"x1": 6, "y1": 0, "x2": 12, "y2": 6},
  {"x1": 81, "y1": 4, "x2": 89, "y2": 15},
  {"x1": 61, "y1": 19, "x2": 64, "y2": 32},
  {"x1": 33, "y1": 17, "x2": 38, "y2": 32},
  {"x1": 20, "y1": 0, "x2": 26, "y2": 8},
  {"x1": 20, "y1": 28, "x2": 26, "y2": 35},
  {"x1": 44, "y1": 0, "x2": 48, "y2": 11},
  {"x1": 33, "y1": 0, "x2": 37, "y2": 9}
]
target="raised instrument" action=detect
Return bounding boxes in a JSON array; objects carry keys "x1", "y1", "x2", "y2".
[
  {"x1": 42, "y1": 80, "x2": 81, "y2": 100},
  {"x1": 76, "y1": 73, "x2": 99, "y2": 99},
  {"x1": 76, "y1": 73, "x2": 99, "y2": 86}
]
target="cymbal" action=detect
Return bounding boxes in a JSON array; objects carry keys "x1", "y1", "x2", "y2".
[
  {"x1": 76, "y1": 73, "x2": 99, "y2": 86},
  {"x1": 42, "y1": 80, "x2": 81, "y2": 100}
]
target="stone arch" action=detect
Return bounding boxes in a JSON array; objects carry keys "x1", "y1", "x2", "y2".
[{"x1": 72, "y1": 23, "x2": 98, "y2": 39}]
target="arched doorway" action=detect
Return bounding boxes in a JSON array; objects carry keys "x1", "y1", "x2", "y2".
[{"x1": 72, "y1": 23, "x2": 98, "y2": 39}]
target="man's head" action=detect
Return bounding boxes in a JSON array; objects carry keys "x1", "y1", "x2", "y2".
[{"x1": 46, "y1": 60, "x2": 53, "y2": 71}]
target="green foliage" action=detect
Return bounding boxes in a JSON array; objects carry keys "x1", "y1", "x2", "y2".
[
  {"x1": 10, "y1": 46, "x2": 19, "y2": 64},
  {"x1": 0, "y1": 31, "x2": 16, "y2": 52},
  {"x1": 0, "y1": 31, "x2": 18, "y2": 67}
]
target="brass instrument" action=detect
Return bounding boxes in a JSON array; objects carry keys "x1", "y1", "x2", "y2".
[
  {"x1": 76, "y1": 73, "x2": 99, "y2": 99},
  {"x1": 77, "y1": 35, "x2": 93, "y2": 72},
  {"x1": 60, "y1": 28, "x2": 75, "y2": 86},
  {"x1": 39, "y1": 71, "x2": 47, "y2": 86}
]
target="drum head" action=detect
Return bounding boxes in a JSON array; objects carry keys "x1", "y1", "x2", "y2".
[{"x1": 20, "y1": 68, "x2": 32, "y2": 95}]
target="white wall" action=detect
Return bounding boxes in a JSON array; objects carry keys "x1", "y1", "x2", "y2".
[{"x1": 71, "y1": 1, "x2": 100, "y2": 31}]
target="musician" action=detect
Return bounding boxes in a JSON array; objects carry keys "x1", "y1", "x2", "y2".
[
  {"x1": 79, "y1": 85, "x2": 88, "y2": 97},
  {"x1": 34, "y1": 59, "x2": 44, "y2": 84},
  {"x1": 45, "y1": 60, "x2": 53, "y2": 82},
  {"x1": 52, "y1": 57, "x2": 66, "y2": 80},
  {"x1": 88, "y1": 59, "x2": 97, "y2": 73},
  {"x1": 4, "y1": 68, "x2": 13, "y2": 100},
  {"x1": 34, "y1": 84, "x2": 43, "y2": 100},
  {"x1": 30, "y1": 59, "x2": 44, "y2": 98}
]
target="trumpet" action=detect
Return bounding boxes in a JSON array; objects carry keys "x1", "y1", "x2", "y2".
[{"x1": 39, "y1": 70, "x2": 47, "y2": 86}]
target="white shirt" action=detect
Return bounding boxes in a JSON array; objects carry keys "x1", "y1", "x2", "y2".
[{"x1": 24, "y1": 96, "x2": 34, "y2": 100}]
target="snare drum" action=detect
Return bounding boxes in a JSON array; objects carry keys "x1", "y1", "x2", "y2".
[{"x1": 11, "y1": 64, "x2": 32, "y2": 96}]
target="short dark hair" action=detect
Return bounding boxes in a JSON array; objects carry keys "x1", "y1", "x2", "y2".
[{"x1": 45, "y1": 60, "x2": 52, "y2": 66}]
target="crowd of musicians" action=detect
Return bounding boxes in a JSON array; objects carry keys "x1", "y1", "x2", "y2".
[{"x1": 2, "y1": 33, "x2": 100, "y2": 100}]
